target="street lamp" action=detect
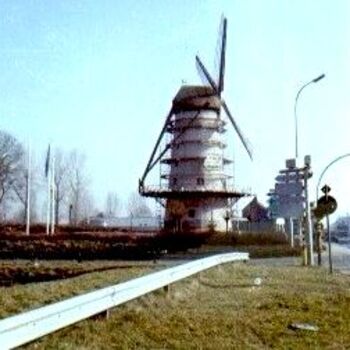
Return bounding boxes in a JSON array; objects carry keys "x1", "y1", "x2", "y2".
[
  {"x1": 316, "y1": 153, "x2": 350, "y2": 201},
  {"x1": 294, "y1": 74, "x2": 325, "y2": 159},
  {"x1": 314, "y1": 154, "x2": 350, "y2": 272}
]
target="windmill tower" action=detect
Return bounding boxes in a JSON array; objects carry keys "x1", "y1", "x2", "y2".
[{"x1": 139, "y1": 17, "x2": 252, "y2": 231}]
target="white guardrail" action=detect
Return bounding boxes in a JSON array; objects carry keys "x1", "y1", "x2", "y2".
[{"x1": 0, "y1": 252, "x2": 248, "y2": 349}]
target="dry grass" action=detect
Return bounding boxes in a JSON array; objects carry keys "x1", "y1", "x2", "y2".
[
  {"x1": 0, "y1": 260, "x2": 158, "y2": 286},
  {"x1": 0, "y1": 261, "x2": 157, "y2": 319},
  {"x1": 3, "y1": 261, "x2": 347, "y2": 349}
]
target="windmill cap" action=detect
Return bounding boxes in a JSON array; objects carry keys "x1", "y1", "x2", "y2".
[{"x1": 172, "y1": 85, "x2": 221, "y2": 113}]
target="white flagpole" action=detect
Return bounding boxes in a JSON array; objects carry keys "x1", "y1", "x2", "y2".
[
  {"x1": 25, "y1": 141, "x2": 31, "y2": 236},
  {"x1": 46, "y1": 147, "x2": 51, "y2": 235},
  {"x1": 51, "y1": 152, "x2": 55, "y2": 235}
]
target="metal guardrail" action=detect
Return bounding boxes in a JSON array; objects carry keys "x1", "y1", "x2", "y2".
[{"x1": 0, "y1": 252, "x2": 248, "y2": 349}]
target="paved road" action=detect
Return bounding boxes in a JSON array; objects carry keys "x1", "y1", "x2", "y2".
[
  {"x1": 158, "y1": 243, "x2": 350, "y2": 274},
  {"x1": 249, "y1": 243, "x2": 350, "y2": 274},
  {"x1": 322, "y1": 243, "x2": 350, "y2": 274}
]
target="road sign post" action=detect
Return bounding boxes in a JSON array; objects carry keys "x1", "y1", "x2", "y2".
[
  {"x1": 269, "y1": 157, "x2": 314, "y2": 265},
  {"x1": 326, "y1": 214, "x2": 332, "y2": 273},
  {"x1": 314, "y1": 185, "x2": 337, "y2": 274},
  {"x1": 304, "y1": 155, "x2": 314, "y2": 266}
]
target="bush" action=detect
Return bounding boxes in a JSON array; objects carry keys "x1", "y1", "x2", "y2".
[{"x1": 205, "y1": 231, "x2": 289, "y2": 246}]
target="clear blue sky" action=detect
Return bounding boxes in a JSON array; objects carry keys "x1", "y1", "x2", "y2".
[{"x1": 0, "y1": 0, "x2": 349, "y2": 217}]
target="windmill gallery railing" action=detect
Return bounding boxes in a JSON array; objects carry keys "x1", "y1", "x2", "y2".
[
  {"x1": 140, "y1": 184, "x2": 251, "y2": 199},
  {"x1": 0, "y1": 252, "x2": 249, "y2": 349}
]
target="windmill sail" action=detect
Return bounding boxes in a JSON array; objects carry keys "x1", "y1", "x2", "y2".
[{"x1": 195, "y1": 17, "x2": 253, "y2": 160}]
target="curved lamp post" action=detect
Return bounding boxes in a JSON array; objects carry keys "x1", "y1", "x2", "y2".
[
  {"x1": 315, "y1": 153, "x2": 350, "y2": 273},
  {"x1": 294, "y1": 74, "x2": 325, "y2": 159},
  {"x1": 316, "y1": 153, "x2": 350, "y2": 201}
]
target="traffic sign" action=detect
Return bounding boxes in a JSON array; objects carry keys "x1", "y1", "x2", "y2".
[
  {"x1": 279, "y1": 168, "x2": 312, "y2": 179},
  {"x1": 275, "y1": 174, "x2": 302, "y2": 182},
  {"x1": 274, "y1": 201, "x2": 304, "y2": 218},
  {"x1": 321, "y1": 185, "x2": 331, "y2": 194},
  {"x1": 275, "y1": 182, "x2": 303, "y2": 196},
  {"x1": 316, "y1": 195, "x2": 337, "y2": 217},
  {"x1": 277, "y1": 195, "x2": 305, "y2": 204},
  {"x1": 270, "y1": 158, "x2": 313, "y2": 219}
]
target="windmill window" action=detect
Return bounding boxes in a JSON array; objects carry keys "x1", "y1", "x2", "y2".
[
  {"x1": 172, "y1": 177, "x2": 177, "y2": 185},
  {"x1": 188, "y1": 209, "x2": 196, "y2": 218},
  {"x1": 197, "y1": 178, "x2": 204, "y2": 185}
]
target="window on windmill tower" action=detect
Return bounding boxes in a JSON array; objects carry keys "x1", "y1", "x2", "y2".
[
  {"x1": 173, "y1": 177, "x2": 177, "y2": 185},
  {"x1": 188, "y1": 209, "x2": 196, "y2": 218},
  {"x1": 197, "y1": 177, "x2": 204, "y2": 185}
]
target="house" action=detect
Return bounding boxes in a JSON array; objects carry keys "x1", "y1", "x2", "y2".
[{"x1": 242, "y1": 197, "x2": 269, "y2": 222}]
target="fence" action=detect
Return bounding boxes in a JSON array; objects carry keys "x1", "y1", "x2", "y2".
[{"x1": 0, "y1": 252, "x2": 248, "y2": 349}]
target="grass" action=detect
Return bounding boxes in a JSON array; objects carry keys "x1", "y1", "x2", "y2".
[
  {"x1": 1, "y1": 261, "x2": 347, "y2": 349},
  {"x1": 0, "y1": 261, "x2": 157, "y2": 319},
  {"x1": 0, "y1": 260, "x2": 162, "y2": 286}
]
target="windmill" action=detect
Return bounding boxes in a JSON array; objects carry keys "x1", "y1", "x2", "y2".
[{"x1": 139, "y1": 17, "x2": 252, "y2": 232}]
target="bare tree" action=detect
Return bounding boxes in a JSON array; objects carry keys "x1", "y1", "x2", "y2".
[
  {"x1": 53, "y1": 149, "x2": 70, "y2": 224},
  {"x1": 105, "y1": 192, "x2": 119, "y2": 217},
  {"x1": 0, "y1": 131, "x2": 25, "y2": 213},
  {"x1": 127, "y1": 192, "x2": 153, "y2": 217},
  {"x1": 12, "y1": 149, "x2": 41, "y2": 224},
  {"x1": 12, "y1": 179, "x2": 39, "y2": 224},
  {"x1": 67, "y1": 150, "x2": 93, "y2": 225}
]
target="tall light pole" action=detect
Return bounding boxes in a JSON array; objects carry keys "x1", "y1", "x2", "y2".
[{"x1": 294, "y1": 74, "x2": 325, "y2": 159}]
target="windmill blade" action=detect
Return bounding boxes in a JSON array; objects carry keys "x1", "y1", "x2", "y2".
[
  {"x1": 221, "y1": 100, "x2": 253, "y2": 160},
  {"x1": 195, "y1": 55, "x2": 218, "y2": 93},
  {"x1": 218, "y1": 17, "x2": 227, "y2": 95},
  {"x1": 140, "y1": 107, "x2": 173, "y2": 186},
  {"x1": 196, "y1": 53, "x2": 253, "y2": 161},
  {"x1": 148, "y1": 110, "x2": 201, "y2": 172}
]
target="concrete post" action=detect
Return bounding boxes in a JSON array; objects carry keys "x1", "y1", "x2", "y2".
[{"x1": 304, "y1": 156, "x2": 314, "y2": 266}]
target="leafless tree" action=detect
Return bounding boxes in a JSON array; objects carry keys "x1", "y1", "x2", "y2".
[
  {"x1": 127, "y1": 192, "x2": 153, "y2": 217},
  {"x1": 12, "y1": 149, "x2": 41, "y2": 224},
  {"x1": 105, "y1": 192, "x2": 119, "y2": 217},
  {"x1": 0, "y1": 131, "x2": 25, "y2": 213},
  {"x1": 52, "y1": 149, "x2": 70, "y2": 224},
  {"x1": 67, "y1": 150, "x2": 93, "y2": 225}
]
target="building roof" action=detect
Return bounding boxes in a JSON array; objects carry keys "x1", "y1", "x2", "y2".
[
  {"x1": 242, "y1": 197, "x2": 269, "y2": 222},
  {"x1": 172, "y1": 85, "x2": 221, "y2": 113}
]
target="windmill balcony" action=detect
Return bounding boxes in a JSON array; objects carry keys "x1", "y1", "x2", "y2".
[
  {"x1": 139, "y1": 184, "x2": 249, "y2": 199},
  {"x1": 166, "y1": 118, "x2": 226, "y2": 132},
  {"x1": 167, "y1": 139, "x2": 227, "y2": 149}
]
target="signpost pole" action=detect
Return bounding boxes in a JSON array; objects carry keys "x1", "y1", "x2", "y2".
[
  {"x1": 304, "y1": 157, "x2": 314, "y2": 266},
  {"x1": 326, "y1": 214, "x2": 333, "y2": 274},
  {"x1": 289, "y1": 217, "x2": 294, "y2": 247},
  {"x1": 314, "y1": 184, "x2": 337, "y2": 272},
  {"x1": 316, "y1": 221, "x2": 323, "y2": 266}
]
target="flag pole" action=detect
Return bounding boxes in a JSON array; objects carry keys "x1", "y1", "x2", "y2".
[
  {"x1": 25, "y1": 141, "x2": 31, "y2": 236},
  {"x1": 51, "y1": 152, "x2": 55, "y2": 235},
  {"x1": 46, "y1": 145, "x2": 51, "y2": 235}
]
